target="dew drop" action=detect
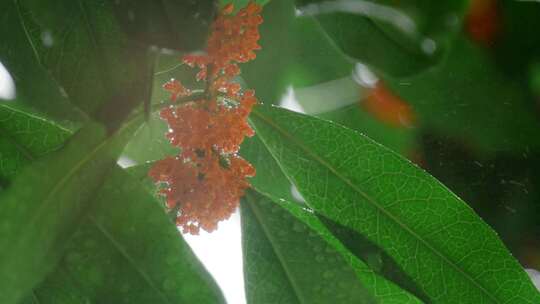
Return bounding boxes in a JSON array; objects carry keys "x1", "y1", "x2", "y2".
[
  {"x1": 421, "y1": 38, "x2": 437, "y2": 55},
  {"x1": 40, "y1": 30, "x2": 54, "y2": 47}
]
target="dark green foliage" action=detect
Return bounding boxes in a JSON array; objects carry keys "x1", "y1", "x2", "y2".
[
  {"x1": 384, "y1": 37, "x2": 540, "y2": 154},
  {"x1": 2, "y1": 0, "x2": 540, "y2": 303},
  {"x1": 294, "y1": 0, "x2": 468, "y2": 77},
  {"x1": 112, "y1": 0, "x2": 217, "y2": 51},
  {"x1": 35, "y1": 168, "x2": 225, "y2": 304}
]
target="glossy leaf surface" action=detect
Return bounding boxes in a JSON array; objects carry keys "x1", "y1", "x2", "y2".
[{"x1": 250, "y1": 104, "x2": 540, "y2": 303}]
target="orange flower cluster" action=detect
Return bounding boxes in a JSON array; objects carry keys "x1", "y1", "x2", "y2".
[{"x1": 149, "y1": 2, "x2": 262, "y2": 234}]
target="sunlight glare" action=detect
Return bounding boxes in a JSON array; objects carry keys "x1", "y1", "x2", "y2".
[
  {"x1": 183, "y1": 209, "x2": 246, "y2": 304},
  {"x1": 0, "y1": 61, "x2": 16, "y2": 100}
]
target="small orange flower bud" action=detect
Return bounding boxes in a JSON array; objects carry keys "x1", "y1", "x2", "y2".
[
  {"x1": 150, "y1": 2, "x2": 263, "y2": 234},
  {"x1": 222, "y1": 3, "x2": 234, "y2": 15},
  {"x1": 163, "y1": 79, "x2": 191, "y2": 101}
]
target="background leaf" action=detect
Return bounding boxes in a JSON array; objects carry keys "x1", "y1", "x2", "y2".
[
  {"x1": 294, "y1": 0, "x2": 468, "y2": 77},
  {"x1": 112, "y1": 0, "x2": 216, "y2": 51},
  {"x1": 241, "y1": 0, "x2": 353, "y2": 105},
  {"x1": 249, "y1": 104, "x2": 540, "y2": 303},
  {"x1": 384, "y1": 37, "x2": 540, "y2": 154}
]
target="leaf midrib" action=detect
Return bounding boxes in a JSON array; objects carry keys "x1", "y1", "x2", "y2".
[
  {"x1": 2, "y1": 109, "x2": 175, "y2": 302},
  {"x1": 13, "y1": 0, "x2": 41, "y2": 65},
  {"x1": 245, "y1": 192, "x2": 305, "y2": 304},
  {"x1": 251, "y1": 109, "x2": 499, "y2": 303},
  {"x1": 89, "y1": 215, "x2": 173, "y2": 304}
]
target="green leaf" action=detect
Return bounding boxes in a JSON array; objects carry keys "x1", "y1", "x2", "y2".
[
  {"x1": 317, "y1": 103, "x2": 416, "y2": 156},
  {"x1": 249, "y1": 104, "x2": 540, "y2": 303},
  {"x1": 243, "y1": 190, "x2": 423, "y2": 303},
  {"x1": 0, "y1": 1, "x2": 87, "y2": 123},
  {"x1": 241, "y1": 135, "x2": 301, "y2": 205},
  {"x1": 14, "y1": 0, "x2": 149, "y2": 115},
  {"x1": 242, "y1": 191, "x2": 374, "y2": 304},
  {"x1": 24, "y1": 267, "x2": 92, "y2": 304},
  {"x1": 241, "y1": 0, "x2": 352, "y2": 105},
  {"x1": 294, "y1": 0, "x2": 467, "y2": 77},
  {"x1": 243, "y1": 134, "x2": 426, "y2": 302},
  {"x1": 0, "y1": 113, "x2": 142, "y2": 303},
  {"x1": 34, "y1": 167, "x2": 225, "y2": 304},
  {"x1": 0, "y1": 103, "x2": 72, "y2": 182},
  {"x1": 112, "y1": 0, "x2": 216, "y2": 51},
  {"x1": 384, "y1": 37, "x2": 540, "y2": 154}
]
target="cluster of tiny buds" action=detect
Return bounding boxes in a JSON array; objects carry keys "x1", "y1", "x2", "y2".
[{"x1": 149, "y1": 2, "x2": 263, "y2": 234}]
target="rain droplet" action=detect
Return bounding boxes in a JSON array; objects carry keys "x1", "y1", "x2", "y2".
[
  {"x1": 40, "y1": 30, "x2": 54, "y2": 47},
  {"x1": 421, "y1": 38, "x2": 437, "y2": 55}
]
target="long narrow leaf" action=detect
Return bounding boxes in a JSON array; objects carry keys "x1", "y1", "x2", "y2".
[{"x1": 249, "y1": 104, "x2": 540, "y2": 303}]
